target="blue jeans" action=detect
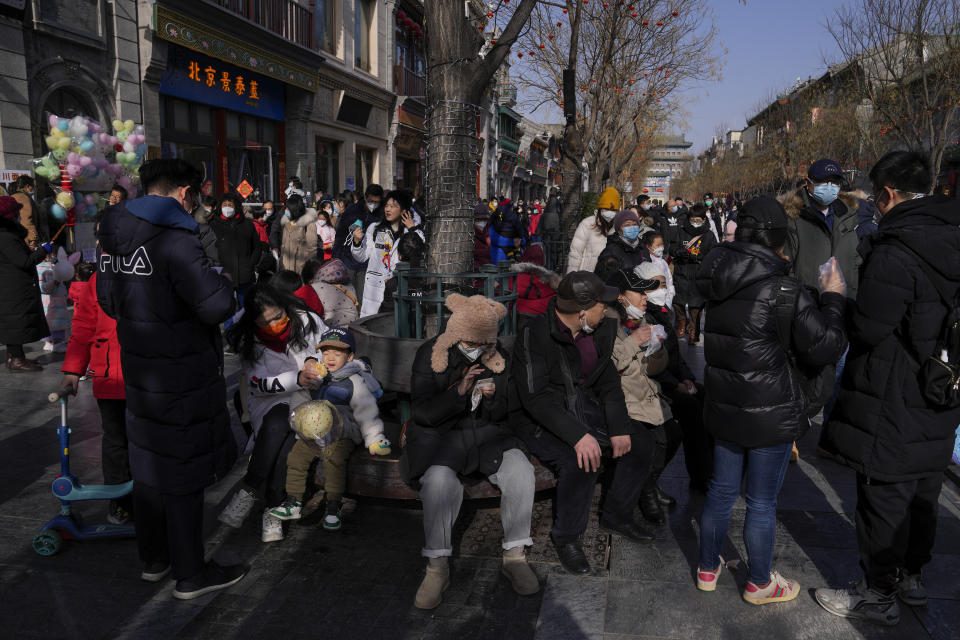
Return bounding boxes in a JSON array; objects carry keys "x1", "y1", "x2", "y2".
[{"x1": 698, "y1": 440, "x2": 793, "y2": 585}]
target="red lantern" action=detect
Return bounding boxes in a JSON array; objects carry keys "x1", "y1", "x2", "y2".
[
  {"x1": 396, "y1": 10, "x2": 406, "y2": 20},
  {"x1": 563, "y1": 8, "x2": 568, "y2": 13},
  {"x1": 632, "y1": 12, "x2": 637, "y2": 17},
  {"x1": 643, "y1": 20, "x2": 648, "y2": 26},
  {"x1": 539, "y1": 43, "x2": 545, "y2": 49},
  {"x1": 672, "y1": 10, "x2": 679, "y2": 16},
  {"x1": 548, "y1": 33, "x2": 554, "y2": 39},
  {"x1": 657, "y1": 20, "x2": 663, "y2": 26},
  {"x1": 518, "y1": 52, "x2": 523, "y2": 58}
]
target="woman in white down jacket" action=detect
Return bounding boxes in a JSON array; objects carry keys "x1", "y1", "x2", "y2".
[
  {"x1": 351, "y1": 189, "x2": 424, "y2": 317},
  {"x1": 566, "y1": 186, "x2": 621, "y2": 273},
  {"x1": 219, "y1": 284, "x2": 329, "y2": 543}
]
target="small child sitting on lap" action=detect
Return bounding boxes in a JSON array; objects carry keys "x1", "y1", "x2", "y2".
[{"x1": 272, "y1": 327, "x2": 391, "y2": 530}]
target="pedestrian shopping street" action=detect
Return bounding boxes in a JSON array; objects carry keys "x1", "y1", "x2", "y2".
[{"x1": 2, "y1": 342, "x2": 957, "y2": 640}]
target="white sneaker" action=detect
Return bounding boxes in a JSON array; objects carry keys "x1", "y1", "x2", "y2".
[
  {"x1": 42, "y1": 341, "x2": 54, "y2": 352},
  {"x1": 261, "y1": 510, "x2": 284, "y2": 543},
  {"x1": 218, "y1": 488, "x2": 256, "y2": 528}
]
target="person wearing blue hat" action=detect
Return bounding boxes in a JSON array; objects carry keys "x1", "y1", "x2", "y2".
[{"x1": 778, "y1": 158, "x2": 867, "y2": 299}]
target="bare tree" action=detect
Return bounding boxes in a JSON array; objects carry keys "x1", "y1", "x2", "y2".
[
  {"x1": 828, "y1": 0, "x2": 960, "y2": 177},
  {"x1": 423, "y1": 0, "x2": 538, "y2": 274}
]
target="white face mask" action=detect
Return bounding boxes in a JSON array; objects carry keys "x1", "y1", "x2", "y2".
[
  {"x1": 459, "y1": 344, "x2": 484, "y2": 362},
  {"x1": 691, "y1": 220, "x2": 705, "y2": 228},
  {"x1": 262, "y1": 209, "x2": 273, "y2": 220},
  {"x1": 366, "y1": 202, "x2": 378, "y2": 213},
  {"x1": 221, "y1": 207, "x2": 235, "y2": 218},
  {"x1": 579, "y1": 314, "x2": 596, "y2": 334},
  {"x1": 600, "y1": 210, "x2": 617, "y2": 222},
  {"x1": 475, "y1": 221, "x2": 487, "y2": 231},
  {"x1": 318, "y1": 218, "x2": 328, "y2": 226},
  {"x1": 624, "y1": 303, "x2": 645, "y2": 320},
  {"x1": 652, "y1": 247, "x2": 664, "y2": 258},
  {"x1": 647, "y1": 288, "x2": 668, "y2": 307}
]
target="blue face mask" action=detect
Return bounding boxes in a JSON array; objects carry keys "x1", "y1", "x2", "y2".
[
  {"x1": 671, "y1": 205, "x2": 679, "y2": 213},
  {"x1": 284, "y1": 209, "x2": 292, "y2": 219},
  {"x1": 811, "y1": 182, "x2": 840, "y2": 206},
  {"x1": 622, "y1": 225, "x2": 641, "y2": 241},
  {"x1": 704, "y1": 200, "x2": 713, "y2": 207}
]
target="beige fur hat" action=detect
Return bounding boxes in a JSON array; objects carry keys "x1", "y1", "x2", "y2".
[{"x1": 430, "y1": 294, "x2": 507, "y2": 373}]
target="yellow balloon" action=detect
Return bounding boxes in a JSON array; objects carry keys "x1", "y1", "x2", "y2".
[
  {"x1": 57, "y1": 138, "x2": 70, "y2": 150},
  {"x1": 56, "y1": 192, "x2": 75, "y2": 209},
  {"x1": 45, "y1": 136, "x2": 58, "y2": 150},
  {"x1": 112, "y1": 119, "x2": 123, "y2": 131},
  {"x1": 123, "y1": 119, "x2": 134, "y2": 131},
  {"x1": 51, "y1": 129, "x2": 65, "y2": 138}
]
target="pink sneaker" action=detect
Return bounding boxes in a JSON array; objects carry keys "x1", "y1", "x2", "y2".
[
  {"x1": 743, "y1": 571, "x2": 800, "y2": 605},
  {"x1": 696, "y1": 558, "x2": 723, "y2": 592}
]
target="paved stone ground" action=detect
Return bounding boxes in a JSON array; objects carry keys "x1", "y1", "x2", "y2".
[{"x1": 1, "y1": 340, "x2": 958, "y2": 640}]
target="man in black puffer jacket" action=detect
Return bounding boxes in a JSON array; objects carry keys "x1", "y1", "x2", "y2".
[
  {"x1": 815, "y1": 151, "x2": 960, "y2": 627},
  {"x1": 696, "y1": 196, "x2": 847, "y2": 605},
  {"x1": 97, "y1": 159, "x2": 245, "y2": 600},
  {"x1": 209, "y1": 193, "x2": 262, "y2": 298}
]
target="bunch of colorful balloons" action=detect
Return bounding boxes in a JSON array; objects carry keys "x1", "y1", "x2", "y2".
[{"x1": 49, "y1": 191, "x2": 75, "y2": 222}]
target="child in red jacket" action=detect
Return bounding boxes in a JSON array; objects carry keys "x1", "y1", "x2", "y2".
[{"x1": 61, "y1": 271, "x2": 132, "y2": 524}]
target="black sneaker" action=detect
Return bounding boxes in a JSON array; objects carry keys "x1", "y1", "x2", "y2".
[
  {"x1": 172, "y1": 562, "x2": 247, "y2": 600},
  {"x1": 141, "y1": 560, "x2": 171, "y2": 583}
]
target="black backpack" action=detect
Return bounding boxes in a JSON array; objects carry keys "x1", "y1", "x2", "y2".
[
  {"x1": 887, "y1": 240, "x2": 960, "y2": 408},
  {"x1": 770, "y1": 277, "x2": 837, "y2": 418}
]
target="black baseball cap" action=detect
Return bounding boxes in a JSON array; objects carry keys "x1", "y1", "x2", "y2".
[
  {"x1": 556, "y1": 271, "x2": 620, "y2": 313},
  {"x1": 808, "y1": 158, "x2": 843, "y2": 181},
  {"x1": 737, "y1": 196, "x2": 787, "y2": 230},
  {"x1": 606, "y1": 268, "x2": 660, "y2": 294}
]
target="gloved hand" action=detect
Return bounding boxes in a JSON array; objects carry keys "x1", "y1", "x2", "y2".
[
  {"x1": 368, "y1": 437, "x2": 391, "y2": 456},
  {"x1": 41, "y1": 242, "x2": 54, "y2": 254}
]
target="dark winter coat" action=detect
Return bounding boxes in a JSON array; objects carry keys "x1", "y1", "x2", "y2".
[
  {"x1": 821, "y1": 195, "x2": 960, "y2": 481},
  {"x1": 403, "y1": 339, "x2": 523, "y2": 482},
  {"x1": 542, "y1": 195, "x2": 561, "y2": 233},
  {"x1": 659, "y1": 210, "x2": 685, "y2": 255},
  {"x1": 333, "y1": 199, "x2": 380, "y2": 272},
  {"x1": 672, "y1": 220, "x2": 718, "y2": 307},
  {"x1": 696, "y1": 241, "x2": 847, "y2": 448},
  {"x1": 209, "y1": 214, "x2": 262, "y2": 286},
  {"x1": 96, "y1": 196, "x2": 237, "y2": 494},
  {"x1": 511, "y1": 298, "x2": 633, "y2": 446},
  {"x1": 0, "y1": 217, "x2": 49, "y2": 344},
  {"x1": 192, "y1": 208, "x2": 220, "y2": 266},
  {"x1": 780, "y1": 189, "x2": 864, "y2": 299},
  {"x1": 594, "y1": 233, "x2": 650, "y2": 283}
]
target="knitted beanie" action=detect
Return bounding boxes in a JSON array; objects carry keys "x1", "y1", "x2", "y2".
[
  {"x1": 0, "y1": 195, "x2": 22, "y2": 221},
  {"x1": 430, "y1": 293, "x2": 507, "y2": 373},
  {"x1": 612, "y1": 209, "x2": 640, "y2": 231}
]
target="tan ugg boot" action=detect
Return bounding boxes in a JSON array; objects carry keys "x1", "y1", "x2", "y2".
[
  {"x1": 501, "y1": 547, "x2": 540, "y2": 595},
  {"x1": 414, "y1": 557, "x2": 449, "y2": 609}
]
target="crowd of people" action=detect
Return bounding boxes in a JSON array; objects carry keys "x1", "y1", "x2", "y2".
[{"x1": 0, "y1": 149, "x2": 957, "y2": 627}]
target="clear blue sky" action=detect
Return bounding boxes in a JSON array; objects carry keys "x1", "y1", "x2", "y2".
[{"x1": 683, "y1": 0, "x2": 844, "y2": 153}]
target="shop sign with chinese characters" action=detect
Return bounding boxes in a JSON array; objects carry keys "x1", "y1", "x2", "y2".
[{"x1": 159, "y1": 45, "x2": 285, "y2": 120}]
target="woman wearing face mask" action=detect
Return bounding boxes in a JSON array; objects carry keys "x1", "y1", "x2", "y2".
[
  {"x1": 605, "y1": 268, "x2": 681, "y2": 529},
  {"x1": 220, "y1": 284, "x2": 329, "y2": 543},
  {"x1": 351, "y1": 189, "x2": 424, "y2": 317},
  {"x1": 280, "y1": 194, "x2": 319, "y2": 276},
  {"x1": 404, "y1": 294, "x2": 538, "y2": 609},
  {"x1": 567, "y1": 187, "x2": 621, "y2": 273},
  {"x1": 671, "y1": 204, "x2": 717, "y2": 344},
  {"x1": 209, "y1": 193, "x2": 261, "y2": 302},
  {"x1": 594, "y1": 209, "x2": 651, "y2": 283},
  {"x1": 316, "y1": 207, "x2": 336, "y2": 261},
  {"x1": 641, "y1": 232, "x2": 675, "y2": 310}
]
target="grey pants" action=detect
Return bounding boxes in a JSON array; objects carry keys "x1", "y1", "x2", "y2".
[{"x1": 419, "y1": 449, "x2": 535, "y2": 558}]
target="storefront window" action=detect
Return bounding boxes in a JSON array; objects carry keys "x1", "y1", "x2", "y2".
[
  {"x1": 317, "y1": 138, "x2": 340, "y2": 194},
  {"x1": 355, "y1": 146, "x2": 375, "y2": 195},
  {"x1": 42, "y1": 87, "x2": 96, "y2": 122},
  {"x1": 196, "y1": 105, "x2": 213, "y2": 134},
  {"x1": 354, "y1": 0, "x2": 374, "y2": 72},
  {"x1": 38, "y1": 0, "x2": 102, "y2": 39},
  {"x1": 315, "y1": 0, "x2": 337, "y2": 55},
  {"x1": 226, "y1": 112, "x2": 240, "y2": 139}
]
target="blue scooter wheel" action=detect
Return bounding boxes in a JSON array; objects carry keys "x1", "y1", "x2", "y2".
[{"x1": 33, "y1": 529, "x2": 63, "y2": 556}]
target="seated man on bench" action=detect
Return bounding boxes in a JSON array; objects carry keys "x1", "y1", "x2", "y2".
[
  {"x1": 402, "y1": 294, "x2": 539, "y2": 610},
  {"x1": 512, "y1": 271, "x2": 655, "y2": 575}
]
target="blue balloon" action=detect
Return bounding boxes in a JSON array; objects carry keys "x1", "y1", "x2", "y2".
[
  {"x1": 80, "y1": 140, "x2": 95, "y2": 152},
  {"x1": 56, "y1": 120, "x2": 69, "y2": 132},
  {"x1": 50, "y1": 203, "x2": 67, "y2": 220}
]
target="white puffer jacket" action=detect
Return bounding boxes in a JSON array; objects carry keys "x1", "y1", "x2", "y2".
[
  {"x1": 352, "y1": 216, "x2": 424, "y2": 317},
  {"x1": 245, "y1": 311, "x2": 329, "y2": 433},
  {"x1": 566, "y1": 215, "x2": 613, "y2": 273}
]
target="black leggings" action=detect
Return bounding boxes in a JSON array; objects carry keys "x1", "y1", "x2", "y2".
[
  {"x1": 643, "y1": 418, "x2": 683, "y2": 493},
  {"x1": 6, "y1": 344, "x2": 25, "y2": 359},
  {"x1": 243, "y1": 403, "x2": 296, "y2": 508}
]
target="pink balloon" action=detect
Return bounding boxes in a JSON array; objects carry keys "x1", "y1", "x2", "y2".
[
  {"x1": 67, "y1": 152, "x2": 78, "y2": 164},
  {"x1": 66, "y1": 164, "x2": 81, "y2": 177},
  {"x1": 48, "y1": 114, "x2": 59, "y2": 128},
  {"x1": 79, "y1": 156, "x2": 92, "y2": 167},
  {"x1": 84, "y1": 194, "x2": 96, "y2": 205}
]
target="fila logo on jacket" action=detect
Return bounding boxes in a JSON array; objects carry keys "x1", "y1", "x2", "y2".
[
  {"x1": 251, "y1": 376, "x2": 285, "y2": 393},
  {"x1": 99, "y1": 246, "x2": 153, "y2": 276}
]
